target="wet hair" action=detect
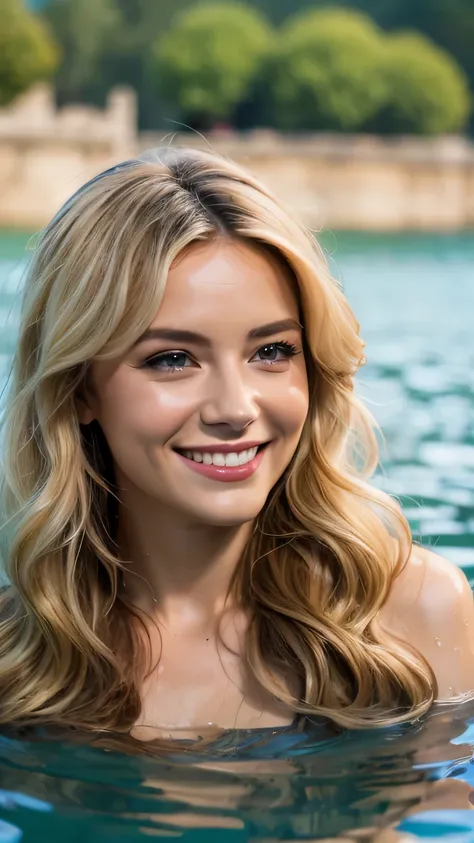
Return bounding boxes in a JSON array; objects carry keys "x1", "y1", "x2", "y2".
[{"x1": 0, "y1": 147, "x2": 434, "y2": 749}]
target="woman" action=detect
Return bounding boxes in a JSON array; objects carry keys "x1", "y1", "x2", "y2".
[{"x1": 0, "y1": 146, "x2": 473, "y2": 748}]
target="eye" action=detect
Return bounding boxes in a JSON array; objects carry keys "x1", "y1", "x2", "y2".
[
  {"x1": 252, "y1": 341, "x2": 301, "y2": 365},
  {"x1": 142, "y1": 350, "x2": 196, "y2": 372}
]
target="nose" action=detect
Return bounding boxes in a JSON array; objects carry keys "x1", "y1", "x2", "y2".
[{"x1": 199, "y1": 365, "x2": 259, "y2": 432}]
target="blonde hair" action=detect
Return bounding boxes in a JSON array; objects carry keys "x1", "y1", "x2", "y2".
[{"x1": 0, "y1": 147, "x2": 435, "y2": 749}]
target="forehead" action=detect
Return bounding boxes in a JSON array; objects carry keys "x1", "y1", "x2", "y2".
[{"x1": 155, "y1": 239, "x2": 300, "y2": 325}]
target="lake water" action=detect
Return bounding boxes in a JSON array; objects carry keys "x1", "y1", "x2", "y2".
[{"x1": 0, "y1": 229, "x2": 473, "y2": 841}]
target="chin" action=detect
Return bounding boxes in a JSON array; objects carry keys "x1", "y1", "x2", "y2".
[{"x1": 185, "y1": 497, "x2": 267, "y2": 528}]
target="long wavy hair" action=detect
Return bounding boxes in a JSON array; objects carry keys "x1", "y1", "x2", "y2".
[{"x1": 0, "y1": 146, "x2": 435, "y2": 749}]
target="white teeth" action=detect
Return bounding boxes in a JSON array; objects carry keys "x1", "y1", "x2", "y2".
[
  {"x1": 180, "y1": 446, "x2": 260, "y2": 466},
  {"x1": 239, "y1": 447, "x2": 258, "y2": 465}
]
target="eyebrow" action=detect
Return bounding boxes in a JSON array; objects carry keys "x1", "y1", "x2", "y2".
[{"x1": 132, "y1": 318, "x2": 303, "y2": 348}]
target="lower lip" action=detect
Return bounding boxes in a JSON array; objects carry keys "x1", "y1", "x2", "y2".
[{"x1": 175, "y1": 448, "x2": 266, "y2": 482}]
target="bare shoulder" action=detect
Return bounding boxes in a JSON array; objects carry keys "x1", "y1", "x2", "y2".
[
  {"x1": 386, "y1": 544, "x2": 472, "y2": 615},
  {"x1": 379, "y1": 544, "x2": 474, "y2": 700}
]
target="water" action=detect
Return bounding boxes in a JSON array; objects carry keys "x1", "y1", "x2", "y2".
[{"x1": 0, "y1": 229, "x2": 473, "y2": 841}]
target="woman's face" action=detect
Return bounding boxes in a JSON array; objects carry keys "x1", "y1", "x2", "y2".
[{"x1": 81, "y1": 238, "x2": 309, "y2": 526}]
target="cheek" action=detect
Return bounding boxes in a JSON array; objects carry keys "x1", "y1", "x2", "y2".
[
  {"x1": 97, "y1": 374, "x2": 200, "y2": 447},
  {"x1": 272, "y1": 362, "x2": 309, "y2": 436},
  {"x1": 282, "y1": 384, "x2": 310, "y2": 437}
]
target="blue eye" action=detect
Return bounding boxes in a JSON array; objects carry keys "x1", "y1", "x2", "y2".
[{"x1": 144, "y1": 351, "x2": 192, "y2": 371}]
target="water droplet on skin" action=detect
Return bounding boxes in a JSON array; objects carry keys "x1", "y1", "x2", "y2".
[{"x1": 435, "y1": 638, "x2": 442, "y2": 647}]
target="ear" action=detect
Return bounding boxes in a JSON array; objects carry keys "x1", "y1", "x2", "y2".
[
  {"x1": 75, "y1": 376, "x2": 97, "y2": 426},
  {"x1": 75, "y1": 393, "x2": 96, "y2": 425}
]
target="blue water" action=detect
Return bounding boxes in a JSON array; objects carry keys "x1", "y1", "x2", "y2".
[{"x1": 0, "y1": 229, "x2": 473, "y2": 841}]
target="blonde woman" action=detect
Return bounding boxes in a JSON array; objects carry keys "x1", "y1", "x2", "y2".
[{"x1": 0, "y1": 147, "x2": 473, "y2": 749}]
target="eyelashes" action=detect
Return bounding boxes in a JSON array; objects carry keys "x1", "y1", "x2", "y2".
[
  {"x1": 259, "y1": 340, "x2": 300, "y2": 357},
  {"x1": 142, "y1": 340, "x2": 302, "y2": 373},
  {"x1": 254, "y1": 340, "x2": 301, "y2": 363}
]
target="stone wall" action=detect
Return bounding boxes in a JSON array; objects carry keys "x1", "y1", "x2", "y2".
[
  {"x1": 0, "y1": 84, "x2": 136, "y2": 228},
  {"x1": 1, "y1": 84, "x2": 474, "y2": 231},
  {"x1": 141, "y1": 130, "x2": 474, "y2": 232}
]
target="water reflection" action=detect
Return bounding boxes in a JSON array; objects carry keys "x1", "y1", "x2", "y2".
[{"x1": 0, "y1": 700, "x2": 474, "y2": 840}]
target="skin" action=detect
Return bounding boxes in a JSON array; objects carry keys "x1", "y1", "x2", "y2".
[
  {"x1": 379, "y1": 544, "x2": 474, "y2": 700},
  {"x1": 77, "y1": 237, "x2": 474, "y2": 735}
]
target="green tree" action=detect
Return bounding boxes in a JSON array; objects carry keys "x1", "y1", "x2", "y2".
[
  {"x1": 375, "y1": 32, "x2": 471, "y2": 134},
  {"x1": 43, "y1": 0, "x2": 122, "y2": 104},
  {"x1": 220, "y1": 0, "x2": 474, "y2": 100},
  {"x1": 107, "y1": 0, "x2": 194, "y2": 127},
  {"x1": 0, "y1": 0, "x2": 59, "y2": 105},
  {"x1": 331, "y1": 0, "x2": 474, "y2": 96},
  {"x1": 271, "y1": 8, "x2": 388, "y2": 131},
  {"x1": 153, "y1": 2, "x2": 273, "y2": 128}
]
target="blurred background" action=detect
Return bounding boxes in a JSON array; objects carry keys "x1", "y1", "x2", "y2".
[{"x1": 1, "y1": 0, "x2": 474, "y2": 577}]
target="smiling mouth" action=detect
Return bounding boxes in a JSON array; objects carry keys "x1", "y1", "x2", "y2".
[
  {"x1": 173, "y1": 442, "x2": 269, "y2": 483},
  {"x1": 174, "y1": 443, "x2": 269, "y2": 468}
]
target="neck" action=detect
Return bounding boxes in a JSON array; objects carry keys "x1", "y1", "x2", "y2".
[{"x1": 116, "y1": 499, "x2": 254, "y2": 634}]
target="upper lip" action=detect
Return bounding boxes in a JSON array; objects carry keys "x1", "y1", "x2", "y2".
[{"x1": 174, "y1": 441, "x2": 268, "y2": 454}]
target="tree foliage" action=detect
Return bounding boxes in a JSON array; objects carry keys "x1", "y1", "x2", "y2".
[
  {"x1": 338, "y1": 0, "x2": 474, "y2": 95},
  {"x1": 0, "y1": 0, "x2": 59, "y2": 106},
  {"x1": 246, "y1": 0, "x2": 474, "y2": 95},
  {"x1": 375, "y1": 31, "x2": 471, "y2": 134},
  {"x1": 271, "y1": 8, "x2": 388, "y2": 131},
  {"x1": 43, "y1": 0, "x2": 122, "y2": 104},
  {"x1": 35, "y1": 0, "x2": 474, "y2": 134},
  {"x1": 153, "y1": 2, "x2": 272, "y2": 127}
]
